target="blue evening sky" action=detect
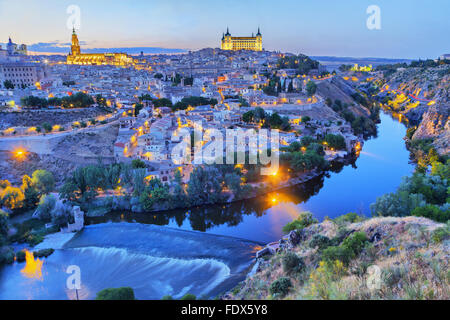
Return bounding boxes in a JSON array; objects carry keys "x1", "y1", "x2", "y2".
[{"x1": 0, "y1": 0, "x2": 449, "y2": 58}]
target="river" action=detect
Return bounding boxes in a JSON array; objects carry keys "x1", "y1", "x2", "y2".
[{"x1": 0, "y1": 111, "x2": 414, "y2": 300}]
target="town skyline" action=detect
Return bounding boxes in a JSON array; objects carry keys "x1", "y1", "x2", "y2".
[{"x1": 1, "y1": 0, "x2": 449, "y2": 59}]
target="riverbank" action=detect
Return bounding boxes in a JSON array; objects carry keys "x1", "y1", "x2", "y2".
[{"x1": 225, "y1": 215, "x2": 449, "y2": 300}]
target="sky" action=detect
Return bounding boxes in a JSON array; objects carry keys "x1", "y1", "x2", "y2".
[{"x1": 0, "y1": 0, "x2": 449, "y2": 58}]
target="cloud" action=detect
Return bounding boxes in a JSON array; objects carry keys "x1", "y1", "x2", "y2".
[{"x1": 19, "y1": 41, "x2": 186, "y2": 54}]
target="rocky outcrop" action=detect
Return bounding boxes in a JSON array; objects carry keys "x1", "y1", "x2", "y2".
[{"x1": 412, "y1": 104, "x2": 449, "y2": 155}]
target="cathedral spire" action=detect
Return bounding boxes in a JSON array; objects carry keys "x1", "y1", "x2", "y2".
[{"x1": 257, "y1": 27, "x2": 261, "y2": 36}]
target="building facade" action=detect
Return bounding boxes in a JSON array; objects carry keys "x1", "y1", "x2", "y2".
[
  {"x1": 6, "y1": 37, "x2": 27, "y2": 56},
  {"x1": 221, "y1": 28, "x2": 262, "y2": 51},
  {"x1": 0, "y1": 63, "x2": 46, "y2": 88},
  {"x1": 66, "y1": 28, "x2": 136, "y2": 66}
]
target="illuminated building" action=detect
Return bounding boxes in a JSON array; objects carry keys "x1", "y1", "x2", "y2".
[
  {"x1": 0, "y1": 62, "x2": 46, "y2": 88},
  {"x1": 67, "y1": 28, "x2": 136, "y2": 66},
  {"x1": 220, "y1": 27, "x2": 262, "y2": 51},
  {"x1": 350, "y1": 64, "x2": 372, "y2": 72},
  {"x1": 6, "y1": 37, "x2": 27, "y2": 56}
]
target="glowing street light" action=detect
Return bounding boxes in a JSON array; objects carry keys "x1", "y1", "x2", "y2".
[{"x1": 12, "y1": 147, "x2": 27, "y2": 161}]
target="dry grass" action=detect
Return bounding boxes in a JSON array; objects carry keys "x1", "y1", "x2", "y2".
[{"x1": 226, "y1": 216, "x2": 449, "y2": 300}]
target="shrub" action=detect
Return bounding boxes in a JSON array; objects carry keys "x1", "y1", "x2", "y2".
[
  {"x1": 0, "y1": 210, "x2": 8, "y2": 246},
  {"x1": 270, "y1": 277, "x2": 292, "y2": 297},
  {"x1": 33, "y1": 248, "x2": 54, "y2": 258},
  {"x1": 309, "y1": 234, "x2": 332, "y2": 250},
  {"x1": 95, "y1": 287, "x2": 135, "y2": 300},
  {"x1": 131, "y1": 159, "x2": 146, "y2": 169},
  {"x1": 333, "y1": 212, "x2": 365, "y2": 225},
  {"x1": 16, "y1": 250, "x2": 26, "y2": 262},
  {"x1": 432, "y1": 224, "x2": 450, "y2": 243},
  {"x1": 282, "y1": 211, "x2": 317, "y2": 233},
  {"x1": 341, "y1": 232, "x2": 369, "y2": 257},
  {"x1": 412, "y1": 205, "x2": 449, "y2": 223},
  {"x1": 180, "y1": 293, "x2": 197, "y2": 300},
  {"x1": 34, "y1": 194, "x2": 57, "y2": 221},
  {"x1": 161, "y1": 295, "x2": 173, "y2": 300},
  {"x1": 321, "y1": 246, "x2": 353, "y2": 265},
  {"x1": 282, "y1": 252, "x2": 305, "y2": 274},
  {"x1": 0, "y1": 247, "x2": 15, "y2": 265}
]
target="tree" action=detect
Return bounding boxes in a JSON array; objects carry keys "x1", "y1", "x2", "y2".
[
  {"x1": 187, "y1": 166, "x2": 223, "y2": 206},
  {"x1": 0, "y1": 210, "x2": 9, "y2": 246},
  {"x1": 324, "y1": 134, "x2": 346, "y2": 150},
  {"x1": 34, "y1": 194, "x2": 57, "y2": 221},
  {"x1": 101, "y1": 164, "x2": 122, "y2": 193},
  {"x1": 31, "y1": 170, "x2": 55, "y2": 195},
  {"x1": 95, "y1": 94, "x2": 107, "y2": 107},
  {"x1": 134, "y1": 103, "x2": 144, "y2": 117},
  {"x1": 59, "y1": 166, "x2": 101, "y2": 202},
  {"x1": 301, "y1": 116, "x2": 311, "y2": 123},
  {"x1": 287, "y1": 80, "x2": 294, "y2": 93},
  {"x1": 131, "y1": 168, "x2": 146, "y2": 196},
  {"x1": 412, "y1": 205, "x2": 449, "y2": 223},
  {"x1": 371, "y1": 191, "x2": 426, "y2": 217},
  {"x1": 169, "y1": 170, "x2": 187, "y2": 208},
  {"x1": 0, "y1": 186, "x2": 25, "y2": 210},
  {"x1": 131, "y1": 159, "x2": 146, "y2": 169},
  {"x1": 41, "y1": 122, "x2": 52, "y2": 133},
  {"x1": 242, "y1": 111, "x2": 254, "y2": 123},
  {"x1": 20, "y1": 175, "x2": 39, "y2": 209},
  {"x1": 300, "y1": 135, "x2": 315, "y2": 147},
  {"x1": 3, "y1": 80, "x2": 14, "y2": 89},
  {"x1": 253, "y1": 107, "x2": 266, "y2": 122},
  {"x1": 139, "y1": 178, "x2": 170, "y2": 211},
  {"x1": 96, "y1": 287, "x2": 135, "y2": 300},
  {"x1": 306, "y1": 81, "x2": 317, "y2": 96}
]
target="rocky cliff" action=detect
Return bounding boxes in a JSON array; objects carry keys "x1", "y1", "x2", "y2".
[{"x1": 412, "y1": 104, "x2": 449, "y2": 155}]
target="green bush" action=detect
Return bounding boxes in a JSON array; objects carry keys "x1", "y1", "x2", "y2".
[
  {"x1": 309, "y1": 234, "x2": 332, "y2": 250},
  {"x1": 161, "y1": 295, "x2": 173, "y2": 300},
  {"x1": 322, "y1": 231, "x2": 369, "y2": 265},
  {"x1": 412, "y1": 205, "x2": 449, "y2": 223},
  {"x1": 0, "y1": 247, "x2": 15, "y2": 265},
  {"x1": 333, "y1": 212, "x2": 365, "y2": 225},
  {"x1": 33, "y1": 248, "x2": 54, "y2": 258},
  {"x1": 432, "y1": 224, "x2": 450, "y2": 243},
  {"x1": 15, "y1": 250, "x2": 26, "y2": 262},
  {"x1": 321, "y1": 246, "x2": 353, "y2": 265},
  {"x1": 95, "y1": 287, "x2": 135, "y2": 300},
  {"x1": 180, "y1": 293, "x2": 197, "y2": 300},
  {"x1": 341, "y1": 232, "x2": 369, "y2": 257},
  {"x1": 269, "y1": 277, "x2": 292, "y2": 297},
  {"x1": 282, "y1": 211, "x2": 317, "y2": 233},
  {"x1": 282, "y1": 252, "x2": 305, "y2": 274}
]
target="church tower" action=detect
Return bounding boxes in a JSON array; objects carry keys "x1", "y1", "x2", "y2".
[
  {"x1": 256, "y1": 27, "x2": 262, "y2": 51},
  {"x1": 71, "y1": 28, "x2": 81, "y2": 56}
]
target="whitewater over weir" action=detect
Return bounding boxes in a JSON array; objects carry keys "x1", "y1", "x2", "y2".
[{"x1": 0, "y1": 223, "x2": 260, "y2": 300}]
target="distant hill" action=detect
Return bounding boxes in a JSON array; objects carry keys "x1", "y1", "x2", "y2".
[{"x1": 311, "y1": 56, "x2": 412, "y2": 72}]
